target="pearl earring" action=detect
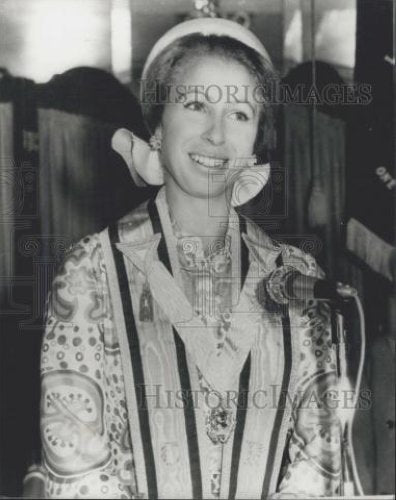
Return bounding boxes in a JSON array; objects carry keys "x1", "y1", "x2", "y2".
[
  {"x1": 149, "y1": 134, "x2": 162, "y2": 151},
  {"x1": 146, "y1": 134, "x2": 164, "y2": 185}
]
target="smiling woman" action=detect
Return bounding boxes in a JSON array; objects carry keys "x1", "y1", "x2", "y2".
[
  {"x1": 141, "y1": 32, "x2": 277, "y2": 165},
  {"x1": 159, "y1": 55, "x2": 260, "y2": 225},
  {"x1": 40, "y1": 18, "x2": 343, "y2": 499},
  {"x1": 135, "y1": 29, "x2": 278, "y2": 246}
]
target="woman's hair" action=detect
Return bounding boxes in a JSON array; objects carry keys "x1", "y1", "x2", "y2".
[{"x1": 141, "y1": 34, "x2": 279, "y2": 162}]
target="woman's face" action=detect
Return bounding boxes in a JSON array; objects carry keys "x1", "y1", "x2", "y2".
[{"x1": 158, "y1": 55, "x2": 260, "y2": 200}]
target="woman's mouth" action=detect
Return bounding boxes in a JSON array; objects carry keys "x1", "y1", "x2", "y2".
[{"x1": 189, "y1": 153, "x2": 227, "y2": 168}]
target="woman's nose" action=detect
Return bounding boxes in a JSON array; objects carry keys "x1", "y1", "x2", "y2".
[{"x1": 201, "y1": 114, "x2": 225, "y2": 146}]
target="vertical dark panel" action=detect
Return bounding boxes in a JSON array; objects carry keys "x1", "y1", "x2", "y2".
[
  {"x1": 350, "y1": 0, "x2": 395, "y2": 244},
  {"x1": 348, "y1": 1, "x2": 395, "y2": 495}
]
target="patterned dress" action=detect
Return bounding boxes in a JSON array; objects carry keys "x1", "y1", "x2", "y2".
[{"x1": 40, "y1": 189, "x2": 342, "y2": 498}]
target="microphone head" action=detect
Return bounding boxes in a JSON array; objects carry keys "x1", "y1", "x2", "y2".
[{"x1": 256, "y1": 265, "x2": 354, "y2": 309}]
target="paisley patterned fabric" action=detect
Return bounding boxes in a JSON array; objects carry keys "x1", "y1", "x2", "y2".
[
  {"x1": 40, "y1": 198, "x2": 342, "y2": 498},
  {"x1": 41, "y1": 236, "x2": 135, "y2": 499}
]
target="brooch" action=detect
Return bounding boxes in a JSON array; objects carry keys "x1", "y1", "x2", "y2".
[{"x1": 205, "y1": 404, "x2": 236, "y2": 444}]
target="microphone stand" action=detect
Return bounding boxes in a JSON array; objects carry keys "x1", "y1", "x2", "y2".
[
  {"x1": 264, "y1": 265, "x2": 366, "y2": 496},
  {"x1": 333, "y1": 289, "x2": 357, "y2": 497}
]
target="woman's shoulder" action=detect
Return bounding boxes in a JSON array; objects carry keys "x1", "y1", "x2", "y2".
[
  {"x1": 60, "y1": 199, "x2": 153, "y2": 267},
  {"x1": 51, "y1": 234, "x2": 104, "y2": 314},
  {"x1": 58, "y1": 233, "x2": 102, "y2": 275}
]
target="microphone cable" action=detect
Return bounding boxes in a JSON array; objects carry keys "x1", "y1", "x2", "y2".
[{"x1": 346, "y1": 294, "x2": 366, "y2": 496}]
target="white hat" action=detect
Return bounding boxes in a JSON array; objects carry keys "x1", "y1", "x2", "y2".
[{"x1": 141, "y1": 18, "x2": 272, "y2": 81}]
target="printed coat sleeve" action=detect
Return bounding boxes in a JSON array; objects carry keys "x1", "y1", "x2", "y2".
[
  {"x1": 275, "y1": 252, "x2": 342, "y2": 498},
  {"x1": 40, "y1": 235, "x2": 133, "y2": 499}
]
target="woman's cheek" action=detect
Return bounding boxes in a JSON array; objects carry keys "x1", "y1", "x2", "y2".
[
  {"x1": 169, "y1": 113, "x2": 202, "y2": 140},
  {"x1": 227, "y1": 126, "x2": 256, "y2": 157}
]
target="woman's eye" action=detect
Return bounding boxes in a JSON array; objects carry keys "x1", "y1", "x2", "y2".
[
  {"x1": 230, "y1": 111, "x2": 249, "y2": 122},
  {"x1": 184, "y1": 101, "x2": 205, "y2": 112}
]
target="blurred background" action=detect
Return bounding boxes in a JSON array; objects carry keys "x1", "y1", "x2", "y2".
[{"x1": 0, "y1": 0, "x2": 394, "y2": 496}]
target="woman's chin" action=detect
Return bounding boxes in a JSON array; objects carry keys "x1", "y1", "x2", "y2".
[
  {"x1": 181, "y1": 184, "x2": 227, "y2": 202},
  {"x1": 163, "y1": 171, "x2": 229, "y2": 202}
]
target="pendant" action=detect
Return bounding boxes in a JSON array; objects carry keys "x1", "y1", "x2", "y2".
[
  {"x1": 205, "y1": 405, "x2": 235, "y2": 444},
  {"x1": 139, "y1": 281, "x2": 153, "y2": 322}
]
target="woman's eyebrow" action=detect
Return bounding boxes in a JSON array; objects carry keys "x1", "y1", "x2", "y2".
[
  {"x1": 176, "y1": 87, "x2": 258, "y2": 114},
  {"x1": 174, "y1": 86, "x2": 205, "y2": 103},
  {"x1": 226, "y1": 99, "x2": 257, "y2": 115},
  {"x1": 179, "y1": 87, "x2": 206, "y2": 98}
]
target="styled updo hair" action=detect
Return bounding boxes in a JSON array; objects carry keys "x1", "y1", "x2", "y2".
[{"x1": 140, "y1": 34, "x2": 279, "y2": 162}]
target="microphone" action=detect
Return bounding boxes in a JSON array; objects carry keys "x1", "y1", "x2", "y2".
[{"x1": 260, "y1": 265, "x2": 357, "y2": 305}]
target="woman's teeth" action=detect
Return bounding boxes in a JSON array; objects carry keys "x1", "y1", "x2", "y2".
[{"x1": 190, "y1": 153, "x2": 227, "y2": 168}]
